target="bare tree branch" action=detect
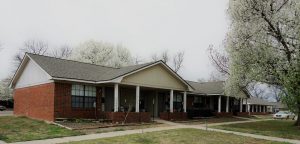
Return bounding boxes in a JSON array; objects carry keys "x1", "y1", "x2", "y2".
[
  {"x1": 52, "y1": 45, "x2": 72, "y2": 59},
  {"x1": 14, "y1": 40, "x2": 49, "y2": 66},
  {"x1": 173, "y1": 51, "x2": 184, "y2": 73},
  {"x1": 208, "y1": 45, "x2": 230, "y2": 76},
  {"x1": 161, "y1": 50, "x2": 169, "y2": 63}
]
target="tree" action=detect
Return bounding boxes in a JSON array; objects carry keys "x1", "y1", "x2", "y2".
[
  {"x1": 133, "y1": 55, "x2": 144, "y2": 65},
  {"x1": 0, "y1": 77, "x2": 13, "y2": 101},
  {"x1": 14, "y1": 40, "x2": 72, "y2": 69},
  {"x1": 70, "y1": 40, "x2": 133, "y2": 68},
  {"x1": 226, "y1": 0, "x2": 300, "y2": 125},
  {"x1": 208, "y1": 45, "x2": 230, "y2": 76},
  {"x1": 14, "y1": 40, "x2": 49, "y2": 65},
  {"x1": 247, "y1": 83, "x2": 267, "y2": 99},
  {"x1": 173, "y1": 51, "x2": 184, "y2": 73},
  {"x1": 269, "y1": 85, "x2": 282, "y2": 102},
  {"x1": 51, "y1": 45, "x2": 72, "y2": 59},
  {"x1": 161, "y1": 50, "x2": 169, "y2": 63},
  {"x1": 151, "y1": 50, "x2": 185, "y2": 72},
  {"x1": 151, "y1": 50, "x2": 170, "y2": 63}
]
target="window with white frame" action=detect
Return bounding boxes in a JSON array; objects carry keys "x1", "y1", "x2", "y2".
[{"x1": 71, "y1": 84, "x2": 96, "y2": 108}]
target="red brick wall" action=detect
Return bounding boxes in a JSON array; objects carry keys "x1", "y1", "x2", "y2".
[
  {"x1": 103, "y1": 112, "x2": 151, "y2": 123},
  {"x1": 237, "y1": 112, "x2": 268, "y2": 116},
  {"x1": 249, "y1": 112, "x2": 269, "y2": 115},
  {"x1": 214, "y1": 112, "x2": 233, "y2": 117},
  {"x1": 14, "y1": 83, "x2": 55, "y2": 121},
  {"x1": 54, "y1": 83, "x2": 102, "y2": 119},
  {"x1": 159, "y1": 112, "x2": 187, "y2": 121},
  {"x1": 236, "y1": 112, "x2": 250, "y2": 117}
]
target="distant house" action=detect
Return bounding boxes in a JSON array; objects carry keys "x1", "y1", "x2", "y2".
[
  {"x1": 11, "y1": 53, "x2": 254, "y2": 122},
  {"x1": 242, "y1": 97, "x2": 274, "y2": 114},
  {"x1": 270, "y1": 102, "x2": 288, "y2": 113}
]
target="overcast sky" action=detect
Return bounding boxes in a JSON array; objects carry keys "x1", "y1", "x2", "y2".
[{"x1": 0, "y1": 0, "x2": 229, "y2": 81}]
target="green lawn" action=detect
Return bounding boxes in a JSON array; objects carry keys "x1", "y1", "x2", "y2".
[
  {"x1": 0, "y1": 116, "x2": 82, "y2": 142},
  {"x1": 213, "y1": 120, "x2": 300, "y2": 140},
  {"x1": 176, "y1": 117, "x2": 246, "y2": 125},
  {"x1": 65, "y1": 128, "x2": 287, "y2": 144}
]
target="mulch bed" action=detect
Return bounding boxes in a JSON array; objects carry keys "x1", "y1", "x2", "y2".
[{"x1": 55, "y1": 119, "x2": 159, "y2": 130}]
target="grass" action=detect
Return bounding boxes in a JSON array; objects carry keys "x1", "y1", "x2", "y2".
[
  {"x1": 65, "y1": 128, "x2": 288, "y2": 144},
  {"x1": 176, "y1": 117, "x2": 246, "y2": 125},
  {"x1": 0, "y1": 116, "x2": 82, "y2": 142},
  {"x1": 213, "y1": 120, "x2": 300, "y2": 140},
  {"x1": 77, "y1": 123, "x2": 168, "y2": 134}
]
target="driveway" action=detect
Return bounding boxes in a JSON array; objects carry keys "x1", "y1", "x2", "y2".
[{"x1": 0, "y1": 110, "x2": 13, "y2": 116}]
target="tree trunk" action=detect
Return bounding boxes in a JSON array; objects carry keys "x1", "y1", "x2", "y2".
[{"x1": 295, "y1": 106, "x2": 300, "y2": 127}]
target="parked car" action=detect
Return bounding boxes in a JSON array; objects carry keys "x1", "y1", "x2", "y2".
[
  {"x1": 273, "y1": 111, "x2": 295, "y2": 120},
  {"x1": 0, "y1": 105, "x2": 6, "y2": 111}
]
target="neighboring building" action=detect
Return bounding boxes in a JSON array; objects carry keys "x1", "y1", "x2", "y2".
[
  {"x1": 270, "y1": 102, "x2": 288, "y2": 113},
  {"x1": 10, "y1": 53, "x2": 251, "y2": 122},
  {"x1": 186, "y1": 81, "x2": 250, "y2": 118},
  {"x1": 242, "y1": 97, "x2": 274, "y2": 114}
]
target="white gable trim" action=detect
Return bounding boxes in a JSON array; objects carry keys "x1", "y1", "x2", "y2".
[
  {"x1": 27, "y1": 54, "x2": 52, "y2": 79},
  {"x1": 10, "y1": 53, "x2": 53, "y2": 89}
]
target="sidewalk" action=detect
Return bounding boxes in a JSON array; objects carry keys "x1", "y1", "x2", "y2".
[{"x1": 8, "y1": 118, "x2": 300, "y2": 144}]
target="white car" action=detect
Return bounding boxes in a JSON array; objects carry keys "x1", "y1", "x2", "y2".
[{"x1": 273, "y1": 111, "x2": 296, "y2": 120}]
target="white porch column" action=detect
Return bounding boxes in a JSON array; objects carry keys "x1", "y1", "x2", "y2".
[
  {"x1": 262, "y1": 105, "x2": 265, "y2": 113},
  {"x1": 114, "y1": 83, "x2": 119, "y2": 112},
  {"x1": 218, "y1": 96, "x2": 221, "y2": 113},
  {"x1": 170, "y1": 90, "x2": 174, "y2": 113},
  {"x1": 265, "y1": 106, "x2": 267, "y2": 112},
  {"x1": 256, "y1": 105, "x2": 258, "y2": 112},
  {"x1": 246, "y1": 99, "x2": 249, "y2": 112},
  {"x1": 240, "y1": 98, "x2": 243, "y2": 112},
  {"x1": 247, "y1": 104, "x2": 250, "y2": 113},
  {"x1": 251, "y1": 105, "x2": 254, "y2": 112},
  {"x1": 259, "y1": 105, "x2": 262, "y2": 112},
  {"x1": 135, "y1": 86, "x2": 140, "y2": 112},
  {"x1": 226, "y1": 96, "x2": 229, "y2": 112},
  {"x1": 183, "y1": 91, "x2": 187, "y2": 113}
]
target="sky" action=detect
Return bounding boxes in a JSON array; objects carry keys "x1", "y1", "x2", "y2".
[{"x1": 0, "y1": 0, "x2": 229, "y2": 81}]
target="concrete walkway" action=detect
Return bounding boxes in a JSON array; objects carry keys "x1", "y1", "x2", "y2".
[{"x1": 8, "y1": 119, "x2": 300, "y2": 144}]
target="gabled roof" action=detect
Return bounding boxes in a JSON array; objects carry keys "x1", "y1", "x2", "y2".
[
  {"x1": 187, "y1": 81, "x2": 225, "y2": 95},
  {"x1": 11, "y1": 53, "x2": 193, "y2": 91},
  {"x1": 187, "y1": 81, "x2": 250, "y2": 98},
  {"x1": 27, "y1": 53, "x2": 156, "y2": 82}
]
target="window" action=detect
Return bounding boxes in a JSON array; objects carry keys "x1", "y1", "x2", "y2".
[
  {"x1": 173, "y1": 93, "x2": 183, "y2": 112},
  {"x1": 71, "y1": 84, "x2": 96, "y2": 108},
  {"x1": 194, "y1": 96, "x2": 202, "y2": 103}
]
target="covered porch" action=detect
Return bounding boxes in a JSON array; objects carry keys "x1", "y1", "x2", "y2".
[
  {"x1": 186, "y1": 94, "x2": 244, "y2": 118},
  {"x1": 100, "y1": 83, "x2": 188, "y2": 123},
  {"x1": 98, "y1": 62, "x2": 193, "y2": 123}
]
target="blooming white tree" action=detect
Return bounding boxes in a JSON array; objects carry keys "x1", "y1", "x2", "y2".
[
  {"x1": 226, "y1": 0, "x2": 300, "y2": 125},
  {"x1": 0, "y1": 78, "x2": 13, "y2": 101},
  {"x1": 70, "y1": 40, "x2": 133, "y2": 68}
]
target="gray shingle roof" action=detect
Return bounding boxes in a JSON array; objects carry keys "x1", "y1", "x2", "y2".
[
  {"x1": 187, "y1": 81, "x2": 250, "y2": 98},
  {"x1": 271, "y1": 102, "x2": 287, "y2": 109},
  {"x1": 28, "y1": 53, "x2": 156, "y2": 82},
  {"x1": 187, "y1": 81, "x2": 225, "y2": 95},
  {"x1": 244, "y1": 97, "x2": 273, "y2": 105}
]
